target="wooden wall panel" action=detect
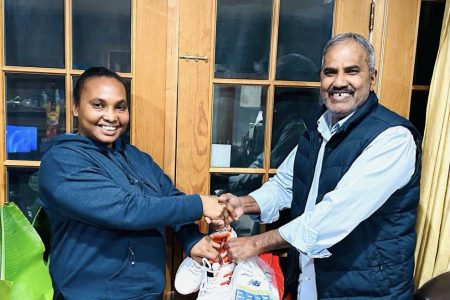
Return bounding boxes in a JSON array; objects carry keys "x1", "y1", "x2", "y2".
[
  {"x1": 371, "y1": 0, "x2": 387, "y2": 84},
  {"x1": 164, "y1": 0, "x2": 180, "y2": 180},
  {"x1": 333, "y1": 0, "x2": 372, "y2": 37},
  {"x1": 134, "y1": 0, "x2": 168, "y2": 166},
  {"x1": 176, "y1": 0, "x2": 214, "y2": 197},
  {"x1": 377, "y1": 0, "x2": 421, "y2": 117}
]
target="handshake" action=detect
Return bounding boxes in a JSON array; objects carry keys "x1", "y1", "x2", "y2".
[
  {"x1": 199, "y1": 193, "x2": 243, "y2": 228},
  {"x1": 192, "y1": 193, "x2": 265, "y2": 263}
]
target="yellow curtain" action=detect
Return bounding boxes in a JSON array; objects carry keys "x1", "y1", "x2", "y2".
[{"x1": 414, "y1": 0, "x2": 450, "y2": 288}]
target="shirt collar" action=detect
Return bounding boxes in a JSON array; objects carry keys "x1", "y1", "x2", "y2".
[{"x1": 317, "y1": 110, "x2": 355, "y2": 139}]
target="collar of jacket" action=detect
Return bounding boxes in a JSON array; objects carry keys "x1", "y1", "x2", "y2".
[
  {"x1": 302, "y1": 91, "x2": 379, "y2": 137},
  {"x1": 89, "y1": 137, "x2": 127, "y2": 154}
]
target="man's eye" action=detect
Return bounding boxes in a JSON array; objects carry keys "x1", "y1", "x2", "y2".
[{"x1": 92, "y1": 103, "x2": 103, "y2": 109}]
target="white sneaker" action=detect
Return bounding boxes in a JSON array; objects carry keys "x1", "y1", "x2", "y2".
[
  {"x1": 197, "y1": 261, "x2": 236, "y2": 300},
  {"x1": 174, "y1": 257, "x2": 206, "y2": 295},
  {"x1": 175, "y1": 229, "x2": 237, "y2": 296},
  {"x1": 210, "y1": 228, "x2": 237, "y2": 265}
]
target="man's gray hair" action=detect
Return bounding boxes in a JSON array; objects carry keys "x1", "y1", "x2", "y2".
[{"x1": 322, "y1": 32, "x2": 376, "y2": 74}]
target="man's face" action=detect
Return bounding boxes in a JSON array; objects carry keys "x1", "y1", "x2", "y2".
[
  {"x1": 73, "y1": 77, "x2": 129, "y2": 147},
  {"x1": 320, "y1": 40, "x2": 377, "y2": 124}
]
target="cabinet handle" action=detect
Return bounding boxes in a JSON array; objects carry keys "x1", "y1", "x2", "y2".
[{"x1": 179, "y1": 54, "x2": 208, "y2": 63}]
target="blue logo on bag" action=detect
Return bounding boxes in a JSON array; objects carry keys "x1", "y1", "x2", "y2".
[
  {"x1": 235, "y1": 289, "x2": 271, "y2": 300},
  {"x1": 248, "y1": 279, "x2": 261, "y2": 287}
]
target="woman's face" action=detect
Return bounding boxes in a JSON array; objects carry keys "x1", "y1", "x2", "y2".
[{"x1": 73, "y1": 76, "x2": 129, "y2": 147}]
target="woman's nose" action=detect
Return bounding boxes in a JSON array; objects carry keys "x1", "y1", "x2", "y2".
[{"x1": 102, "y1": 108, "x2": 117, "y2": 122}]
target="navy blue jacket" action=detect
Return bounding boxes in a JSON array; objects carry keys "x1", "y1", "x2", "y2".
[
  {"x1": 286, "y1": 93, "x2": 421, "y2": 299},
  {"x1": 39, "y1": 134, "x2": 204, "y2": 300}
]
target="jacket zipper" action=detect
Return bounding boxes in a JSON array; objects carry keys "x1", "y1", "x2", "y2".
[
  {"x1": 122, "y1": 152, "x2": 159, "y2": 193},
  {"x1": 108, "y1": 151, "x2": 158, "y2": 192},
  {"x1": 129, "y1": 246, "x2": 135, "y2": 265}
]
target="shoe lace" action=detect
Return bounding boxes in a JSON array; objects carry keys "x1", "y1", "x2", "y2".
[{"x1": 198, "y1": 258, "x2": 221, "y2": 295}]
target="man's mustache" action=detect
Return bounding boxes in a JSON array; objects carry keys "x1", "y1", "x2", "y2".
[{"x1": 328, "y1": 87, "x2": 355, "y2": 94}]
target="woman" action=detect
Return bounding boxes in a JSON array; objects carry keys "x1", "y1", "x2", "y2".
[{"x1": 39, "y1": 67, "x2": 231, "y2": 299}]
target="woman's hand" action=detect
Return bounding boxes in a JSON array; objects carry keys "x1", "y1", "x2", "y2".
[
  {"x1": 190, "y1": 235, "x2": 221, "y2": 263},
  {"x1": 200, "y1": 195, "x2": 237, "y2": 226}
]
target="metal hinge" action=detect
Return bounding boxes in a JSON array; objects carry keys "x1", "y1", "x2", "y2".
[
  {"x1": 369, "y1": 0, "x2": 375, "y2": 33},
  {"x1": 179, "y1": 54, "x2": 208, "y2": 63}
]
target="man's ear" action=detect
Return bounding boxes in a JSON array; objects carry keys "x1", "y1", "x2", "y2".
[{"x1": 370, "y1": 70, "x2": 378, "y2": 91}]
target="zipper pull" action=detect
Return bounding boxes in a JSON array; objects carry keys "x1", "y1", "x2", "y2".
[
  {"x1": 145, "y1": 181, "x2": 158, "y2": 192},
  {"x1": 128, "y1": 174, "x2": 138, "y2": 185},
  {"x1": 122, "y1": 168, "x2": 138, "y2": 184},
  {"x1": 129, "y1": 247, "x2": 135, "y2": 265}
]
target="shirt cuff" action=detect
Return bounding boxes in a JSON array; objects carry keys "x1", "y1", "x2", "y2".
[
  {"x1": 279, "y1": 215, "x2": 331, "y2": 259},
  {"x1": 249, "y1": 189, "x2": 280, "y2": 224}
]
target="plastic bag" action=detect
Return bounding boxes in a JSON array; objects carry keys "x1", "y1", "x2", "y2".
[{"x1": 230, "y1": 256, "x2": 280, "y2": 300}]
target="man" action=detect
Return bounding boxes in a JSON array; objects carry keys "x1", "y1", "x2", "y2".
[{"x1": 219, "y1": 32, "x2": 421, "y2": 299}]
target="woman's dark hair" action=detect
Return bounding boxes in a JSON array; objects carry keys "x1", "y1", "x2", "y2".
[{"x1": 73, "y1": 67, "x2": 126, "y2": 104}]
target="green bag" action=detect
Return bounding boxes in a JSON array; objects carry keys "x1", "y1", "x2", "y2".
[{"x1": 0, "y1": 202, "x2": 53, "y2": 300}]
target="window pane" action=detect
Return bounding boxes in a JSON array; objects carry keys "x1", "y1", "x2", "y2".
[
  {"x1": 409, "y1": 90, "x2": 429, "y2": 136},
  {"x1": 271, "y1": 87, "x2": 321, "y2": 168},
  {"x1": 210, "y1": 173, "x2": 263, "y2": 236},
  {"x1": 72, "y1": 76, "x2": 131, "y2": 144},
  {"x1": 7, "y1": 168, "x2": 41, "y2": 222},
  {"x1": 413, "y1": 1, "x2": 445, "y2": 85},
  {"x1": 212, "y1": 85, "x2": 267, "y2": 168},
  {"x1": 72, "y1": 0, "x2": 131, "y2": 72},
  {"x1": 215, "y1": 0, "x2": 272, "y2": 79},
  {"x1": 4, "y1": 0, "x2": 64, "y2": 68},
  {"x1": 6, "y1": 74, "x2": 66, "y2": 160},
  {"x1": 276, "y1": 0, "x2": 334, "y2": 81}
]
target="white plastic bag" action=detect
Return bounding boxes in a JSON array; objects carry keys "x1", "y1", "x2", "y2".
[{"x1": 230, "y1": 256, "x2": 280, "y2": 300}]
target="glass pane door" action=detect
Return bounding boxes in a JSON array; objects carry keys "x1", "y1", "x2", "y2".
[
  {"x1": 210, "y1": 0, "x2": 334, "y2": 235},
  {"x1": 2, "y1": 0, "x2": 132, "y2": 221}
]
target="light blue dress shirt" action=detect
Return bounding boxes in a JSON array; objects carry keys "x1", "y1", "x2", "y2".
[{"x1": 249, "y1": 110, "x2": 416, "y2": 300}]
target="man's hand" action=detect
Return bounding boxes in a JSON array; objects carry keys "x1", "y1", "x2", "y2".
[
  {"x1": 208, "y1": 193, "x2": 243, "y2": 230},
  {"x1": 200, "y1": 195, "x2": 237, "y2": 226},
  {"x1": 223, "y1": 236, "x2": 260, "y2": 261},
  {"x1": 218, "y1": 193, "x2": 244, "y2": 218},
  {"x1": 190, "y1": 235, "x2": 221, "y2": 263},
  {"x1": 224, "y1": 229, "x2": 290, "y2": 262}
]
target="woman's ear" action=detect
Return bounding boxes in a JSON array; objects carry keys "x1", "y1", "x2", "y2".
[{"x1": 73, "y1": 102, "x2": 79, "y2": 117}]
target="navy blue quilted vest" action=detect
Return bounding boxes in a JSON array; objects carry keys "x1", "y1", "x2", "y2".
[{"x1": 286, "y1": 92, "x2": 421, "y2": 299}]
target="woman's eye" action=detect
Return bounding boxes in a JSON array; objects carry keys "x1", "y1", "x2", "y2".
[{"x1": 116, "y1": 103, "x2": 128, "y2": 111}]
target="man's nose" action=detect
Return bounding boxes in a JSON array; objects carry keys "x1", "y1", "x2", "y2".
[{"x1": 333, "y1": 73, "x2": 348, "y2": 88}]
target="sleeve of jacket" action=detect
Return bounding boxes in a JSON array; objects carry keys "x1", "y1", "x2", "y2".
[
  {"x1": 150, "y1": 159, "x2": 204, "y2": 256},
  {"x1": 39, "y1": 146, "x2": 203, "y2": 230}
]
